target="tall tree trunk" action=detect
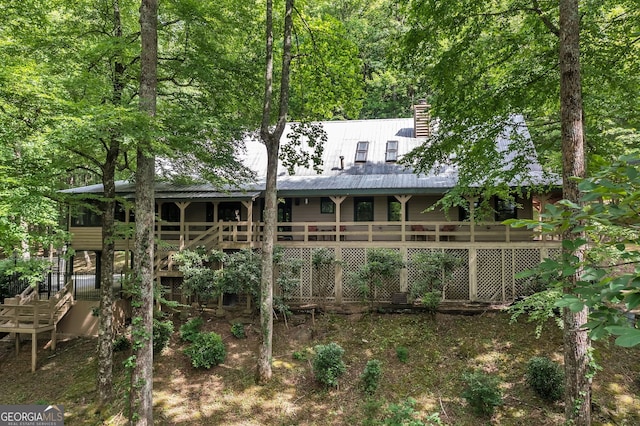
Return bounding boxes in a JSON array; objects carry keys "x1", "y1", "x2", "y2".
[
  {"x1": 130, "y1": 0, "x2": 157, "y2": 424},
  {"x1": 256, "y1": 0, "x2": 294, "y2": 384},
  {"x1": 559, "y1": 0, "x2": 590, "y2": 424},
  {"x1": 97, "y1": 0, "x2": 124, "y2": 403}
]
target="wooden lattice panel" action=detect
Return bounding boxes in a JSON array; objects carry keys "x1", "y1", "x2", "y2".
[
  {"x1": 503, "y1": 250, "x2": 515, "y2": 300},
  {"x1": 311, "y1": 248, "x2": 336, "y2": 301},
  {"x1": 443, "y1": 249, "x2": 469, "y2": 300},
  {"x1": 341, "y1": 248, "x2": 367, "y2": 301},
  {"x1": 513, "y1": 248, "x2": 543, "y2": 297},
  {"x1": 477, "y1": 249, "x2": 503, "y2": 301},
  {"x1": 370, "y1": 248, "x2": 401, "y2": 302}
]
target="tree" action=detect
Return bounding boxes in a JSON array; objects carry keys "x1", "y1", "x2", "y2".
[
  {"x1": 558, "y1": 0, "x2": 590, "y2": 422},
  {"x1": 256, "y1": 0, "x2": 295, "y2": 384},
  {"x1": 402, "y1": 0, "x2": 639, "y2": 211},
  {"x1": 130, "y1": 0, "x2": 157, "y2": 423}
]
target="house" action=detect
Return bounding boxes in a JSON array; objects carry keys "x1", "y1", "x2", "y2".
[{"x1": 63, "y1": 106, "x2": 561, "y2": 306}]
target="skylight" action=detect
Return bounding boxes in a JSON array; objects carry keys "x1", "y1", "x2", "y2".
[
  {"x1": 355, "y1": 141, "x2": 369, "y2": 163},
  {"x1": 385, "y1": 140, "x2": 398, "y2": 162}
]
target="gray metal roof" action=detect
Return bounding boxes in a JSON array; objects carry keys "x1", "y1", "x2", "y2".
[{"x1": 62, "y1": 116, "x2": 559, "y2": 199}]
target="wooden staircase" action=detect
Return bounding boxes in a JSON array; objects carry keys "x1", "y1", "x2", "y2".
[{"x1": 0, "y1": 280, "x2": 74, "y2": 371}]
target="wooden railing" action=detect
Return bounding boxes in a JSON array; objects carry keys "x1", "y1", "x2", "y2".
[{"x1": 153, "y1": 220, "x2": 557, "y2": 245}]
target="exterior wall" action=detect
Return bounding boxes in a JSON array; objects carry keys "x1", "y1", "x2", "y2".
[{"x1": 56, "y1": 299, "x2": 130, "y2": 337}]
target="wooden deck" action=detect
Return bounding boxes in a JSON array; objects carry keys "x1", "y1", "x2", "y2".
[{"x1": 0, "y1": 281, "x2": 73, "y2": 371}]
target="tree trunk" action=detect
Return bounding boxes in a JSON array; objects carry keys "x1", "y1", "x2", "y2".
[
  {"x1": 130, "y1": 0, "x2": 157, "y2": 424},
  {"x1": 256, "y1": 0, "x2": 294, "y2": 384},
  {"x1": 97, "y1": 0, "x2": 124, "y2": 403},
  {"x1": 559, "y1": 0, "x2": 590, "y2": 424}
]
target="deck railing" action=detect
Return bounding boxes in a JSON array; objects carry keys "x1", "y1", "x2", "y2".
[{"x1": 152, "y1": 220, "x2": 558, "y2": 247}]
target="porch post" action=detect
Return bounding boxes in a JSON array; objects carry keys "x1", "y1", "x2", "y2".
[
  {"x1": 394, "y1": 195, "x2": 412, "y2": 242},
  {"x1": 467, "y1": 197, "x2": 478, "y2": 243},
  {"x1": 241, "y1": 200, "x2": 254, "y2": 245},
  {"x1": 330, "y1": 196, "x2": 346, "y2": 241},
  {"x1": 176, "y1": 202, "x2": 190, "y2": 250},
  {"x1": 468, "y1": 247, "x2": 477, "y2": 301},
  {"x1": 334, "y1": 246, "x2": 343, "y2": 304}
]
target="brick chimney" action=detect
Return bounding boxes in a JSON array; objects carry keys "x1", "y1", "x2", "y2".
[{"x1": 413, "y1": 101, "x2": 431, "y2": 138}]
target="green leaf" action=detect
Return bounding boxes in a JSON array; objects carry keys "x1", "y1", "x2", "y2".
[
  {"x1": 614, "y1": 329, "x2": 640, "y2": 348},
  {"x1": 625, "y1": 293, "x2": 640, "y2": 310},
  {"x1": 568, "y1": 301, "x2": 585, "y2": 312}
]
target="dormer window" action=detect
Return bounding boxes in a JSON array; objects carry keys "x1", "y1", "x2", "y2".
[
  {"x1": 355, "y1": 141, "x2": 369, "y2": 163},
  {"x1": 385, "y1": 140, "x2": 398, "y2": 162}
]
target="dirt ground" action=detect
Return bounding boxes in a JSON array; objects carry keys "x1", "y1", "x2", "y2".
[{"x1": 0, "y1": 309, "x2": 639, "y2": 425}]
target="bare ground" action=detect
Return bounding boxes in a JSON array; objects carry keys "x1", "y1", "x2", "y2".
[{"x1": 0, "y1": 310, "x2": 639, "y2": 425}]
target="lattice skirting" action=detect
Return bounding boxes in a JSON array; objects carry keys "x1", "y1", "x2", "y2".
[{"x1": 273, "y1": 245, "x2": 559, "y2": 304}]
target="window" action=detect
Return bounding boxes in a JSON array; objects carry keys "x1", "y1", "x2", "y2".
[
  {"x1": 354, "y1": 197, "x2": 374, "y2": 221},
  {"x1": 495, "y1": 199, "x2": 517, "y2": 222},
  {"x1": 387, "y1": 197, "x2": 404, "y2": 221},
  {"x1": 320, "y1": 197, "x2": 335, "y2": 214},
  {"x1": 355, "y1": 141, "x2": 369, "y2": 163},
  {"x1": 385, "y1": 140, "x2": 398, "y2": 162},
  {"x1": 71, "y1": 205, "x2": 101, "y2": 227}
]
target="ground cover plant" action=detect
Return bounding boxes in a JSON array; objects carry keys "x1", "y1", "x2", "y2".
[{"x1": 0, "y1": 311, "x2": 638, "y2": 425}]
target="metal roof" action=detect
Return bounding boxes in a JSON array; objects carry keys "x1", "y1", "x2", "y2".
[{"x1": 62, "y1": 116, "x2": 559, "y2": 199}]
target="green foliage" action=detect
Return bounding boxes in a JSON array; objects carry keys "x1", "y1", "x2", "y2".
[
  {"x1": 179, "y1": 317, "x2": 204, "y2": 343},
  {"x1": 0, "y1": 258, "x2": 51, "y2": 294},
  {"x1": 274, "y1": 246, "x2": 303, "y2": 317},
  {"x1": 461, "y1": 371, "x2": 503, "y2": 417},
  {"x1": 215, "y1": 249, "x2": 262, "y2": 298},
  {"x1": 409, "y1": 251, "x2": 463, "y2": 310},
  {"x1": 292, "y1": 349, "x2": 309, "y2": 361},
  {"x1": 184, "y1": 332, "x2": 226, "y2": 369},
  {"x1": 382, "y1": 398, "x2": 443, "y2": 426},
  {"x1": 152, "y1": 319, "x2": 174, "y2": 355},
  {"x1": 312, "y1": 247, "x2": 335, "y2": 269},
  {"x1": 508, "y1": 153, "x2": 640, "y2": 346},
  {"x1": 350, "y1": 248, "x2": 404, "y2": 302},
  {"x1": 526, "y1": 357, "x2": 565, "y2": 402},
  {"x1": 312, "y1": 342, "x2": 347, "y2": 387},
  {"x1": 230, "y1": 322, "x2": 246, "y2": 339},
  {"x1": 360, "y1": 359, "x2": 382, "y2": 395},
  {"x1": 396, "y1": 346, "x2": 409, "y2": 363},
  {"x1": 113, "y1": 335, "x2": 132, "y2": 353},
  {"x1": 173, "y1": 248, "x2": 225, "y2": 300},
  {"x1": 509, "y1": 289, "x2": 564, "y2": 338}
]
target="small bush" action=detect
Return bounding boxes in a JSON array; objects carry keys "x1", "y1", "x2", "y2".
[
  {"x1": 113, "y1": 335, "x2": 131, "y2": 352},
  {"x1": 184, "y1": 332, "x2": 226, "y2": 369},
  {"x1": 230, "y1": 322, "x2": 246, "y2": 339},
  {"x1": 526, "y1": 356, "x2": 565, "y2": 401},
  {"x1": 461, "y1": 371, "x2": 503, "y2": 417},
  {"x1": 360, "y1": 359, "x2": 382, "y2": 395},
  {"x1": 312, "y1": 342, "x2": 346, "y2": 387},
  {"x1": 153, "y1": 319, "x2": 174, "y2": 355},
  {"x1": 396, "y1": 346, "x2": 409, "y2": 363},
  {"x1": 382, "y1": 398, "x2": 443, "y2": 426},
  {"x1": 179, "y1": 317, "x2": 204, "y2": 342},
  {"x1": 292, "y1": 350, "x2": 308, "y2": 361}
]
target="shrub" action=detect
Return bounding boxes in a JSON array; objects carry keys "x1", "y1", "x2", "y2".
[
  {"x1": 382, "y1": 398, "x2": 443, "y2": 426},
  {"x1": 360, "y1": 359, "x2": 382, "y2": 395},
  {"x1": 153, "y1": 319, "x2": 174, "y2": 355},
  {"x1": 184, "y1": 332, "x2": 226, "y2": 369},
  {"x1": 113, "y1": 335, "x2": 131, "y2": 352},
  {"x1": 179, "y1": 317, "x2": 204, "y2": 342},
  {"x1": 230, "y1": 322, "x2": 246, "y2": 339},
  {"x1": 312, "y1": 342, "x2": 346, "y2": 387},
  {"x1": 292, "y1": 350, "x2": 308, "y2": 361},
  {"x1": 396, "y1": 346, "x2": 409, "y2": 363},
  {"x1": 526, "y1": 356, "x2": 565, "y2": 401},
  {"x1": 409, "y1": 251, "x2": 462, "y2": 310},
  {"x1": 461, "y1": 371, "x2": 503, "y2": 416}
]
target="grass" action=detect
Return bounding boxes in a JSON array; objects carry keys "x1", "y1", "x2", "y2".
[{"x1": 0, "y1": 311, "x2": 638, "y2": 425}]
